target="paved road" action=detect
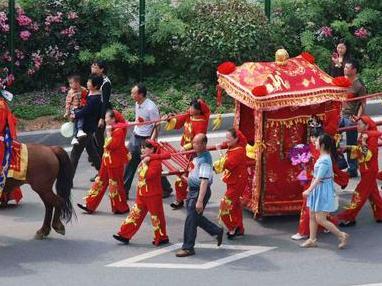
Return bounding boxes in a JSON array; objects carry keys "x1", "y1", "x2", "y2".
[{"x1": 1, "y1": 134, "x2": 382, "y2": 286}]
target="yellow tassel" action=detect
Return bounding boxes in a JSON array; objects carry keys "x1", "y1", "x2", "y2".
[
  {"x1": 165, "y1": 118, "x2": 177, "y2": 131},
  {"x1": 213, "y1": 156, "x2": 226, "y2": 174},
  {"x1": 212, "y1": 114, "x2": 222, "y2": 131}
]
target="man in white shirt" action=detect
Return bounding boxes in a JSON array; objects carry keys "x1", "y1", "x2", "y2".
[{"x1": 124, "y1": 84, "x2": 172, "y2": 198}]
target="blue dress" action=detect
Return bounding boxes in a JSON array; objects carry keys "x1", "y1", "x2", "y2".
[{"x1": 307, "y1": 154, "x2": 337, "y2": 213}]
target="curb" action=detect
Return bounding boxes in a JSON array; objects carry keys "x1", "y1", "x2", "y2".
[
  {"x1": 17, "y1": 100, "x2": 382, "y2": 147},
  {"x1": 18, "y1": 113, "x2": 235, "y2": 147}
]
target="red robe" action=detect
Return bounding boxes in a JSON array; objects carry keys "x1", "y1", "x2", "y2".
[
  {"x1": 337, "y1": 116, "x2": 382, "y2": 222},
  {"x1": 118, "y1": 159, "x2": 168, "y2": 245},
  {"x1": 170, "y1": 102, "x2": 210, "y2": 202},
  {"x1": 218, "y1": 143, "x2": 249, "y2": 232},
  {"x1": 173, "y1": 112, "x2": 209, "y2": 150},
  {"x1": 0, "y1": 98, "x2": 22, "y2": 204},
  {"x1": 84, "y1": 115, "x2": 130, "y2": 213}
]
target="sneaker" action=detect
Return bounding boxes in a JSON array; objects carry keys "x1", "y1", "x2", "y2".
[
  {"x1": 77, "y1": 129, "x2": 87, "y2": 138},
  {"x1": 71, "y1": 137, "x2": 79, "y2": 145},
  {"x1": 291, "y1": 233, "x2": 308, "y2": 240}
]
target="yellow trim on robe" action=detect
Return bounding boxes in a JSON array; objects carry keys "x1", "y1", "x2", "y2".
[{"x1": 7, "y1": 143, "x2": 28, "y2": 181}]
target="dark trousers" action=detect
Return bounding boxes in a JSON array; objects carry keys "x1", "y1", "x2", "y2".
[
  {"x1": 123, "y1": 134, "x2": 173, "y2": 196},
  {"x1": 124, "y1": 134, "x2": 148, "y2": 194},
  {"x1": 339, "y1": 117, "x2": 358, "y2": 175},
  {"x1": 94, "y1": 126, "x2": 105, "y2": 158},
  {"x1": 182, "y1": 189, "x2": 221, "y2": 251},
  {"x1": 70, "y1": 134, "x2": 101, "y2": 177}
]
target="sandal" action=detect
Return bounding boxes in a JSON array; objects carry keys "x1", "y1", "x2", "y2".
[
  {"x1": 338, "y1": 232, "x2": 349, "y2": 249},
  {"x1": 300, "y1": 239, "x2": 318, "y2": 248}
]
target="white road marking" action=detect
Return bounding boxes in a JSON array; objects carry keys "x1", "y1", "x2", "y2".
[
  {"x1": 353, "y1": 284, "x2": 382, "y2": 286},
  {"x1": 107, "y1": 243, "x2": 275, "y2": 269}
]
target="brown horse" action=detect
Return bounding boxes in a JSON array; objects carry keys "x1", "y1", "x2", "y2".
[{"x1": 4, "y1": 143, "x2": 74, "y2": 239}]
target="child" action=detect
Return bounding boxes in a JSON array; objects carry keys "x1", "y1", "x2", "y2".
[
  {"x1": 77, "y1": 109, "x2": 130, "y2": 214},
  {"x1": 301, "y1": 134, "x2": 349, "y2": 249},
  {"x1": 64, "y1": 75, "x2": 88, "y2": 145},
  {"x1": 113, "y1": 140, "x2": 169, "y2": 246}
]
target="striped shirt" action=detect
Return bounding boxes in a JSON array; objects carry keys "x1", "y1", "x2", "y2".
[{"x1": 188, "y1": 151, "x2": 213, "y2": 198}]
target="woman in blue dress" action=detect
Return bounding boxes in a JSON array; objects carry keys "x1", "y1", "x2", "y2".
[{"x1": 301, "y1": 134, "x2": 349, "y2": 249}]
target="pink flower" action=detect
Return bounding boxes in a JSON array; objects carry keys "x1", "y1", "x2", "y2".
[
  {"x1": 20, "y1": 30, "x2": 31, "y2": 41},
  {"x1": 15, "y1": 61, "x2": 20, "y2": 67},
  {"x1": 355, "y1": 5, "x2": 362, "y2": 12},
  {"x1": 6, "y1": 74, "x2": 15, "y2": 86},
  {"x1": 17, "y1": 14, "x2": 32, "y2": 26},
  {"x1": 15, "y1": 49, "x2": 25, "y2": 60},
  {"x1": 354, "y1": 27, "x2": 368, "y2": 39},
  {"x1": 67, "y1": 11, "x2": 78, "y2": 20},
  {"x1": 318, "y1": 26, "x2": 333, "y2": 38},
  {"x1": 45, "y1": 13, "x2": 63, "y2": 27},
  {"x1": 60, "y1": 86, "x2": 68, "y2": 93},
  {"x1": 27, "y1": 68, "x2": 36, "y2": 76},
  {"x1": 60, "y1": 26, "x2": 76, "y2": 37},
  {"x1": 29, "y1": 22, "x2": 39, "y2": 32},
  {"x1": 0, "y1": 12, "x2": 9, "y2": 32},
  {"x1": 32, "y1": 52, "x2": 43, "y2": 70},
  {"x1": 1, "y1": 51, "x2": 11, "y2": 62}
]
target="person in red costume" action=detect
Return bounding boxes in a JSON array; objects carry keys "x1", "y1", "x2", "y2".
[
  {"x1": 336, "y1": 115, "x2": 382, "y2": 226},
  {"x1": 77, "y1": 110, "x2": 130, "y2": 214},
  {"x1": 0, "y1": 82, "x2": 23, "y2": 205},
  {"x1": 163, "y1": 98, "x2": 211, "y2": 210},
  {"x1": 291, "y1": 116, "x2": 349, "y2": 240},
  {"x1": 113, "y1": 139, "x2": 169, "y2": 246},
  {"x1": 214, "y1": 128, "x2": 248, "y2": 239}
]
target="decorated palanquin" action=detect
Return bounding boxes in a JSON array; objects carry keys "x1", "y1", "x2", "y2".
[{"x1": 217, "y1": 49, "x2": 349, "y2": 217}]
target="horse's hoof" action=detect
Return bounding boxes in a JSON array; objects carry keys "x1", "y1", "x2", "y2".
[
  {"x1": 34, "y1": 230, "x2": 50, "y2": 240},
  {"x1": 53, "y1": 225, "x2": 65, "y2": 236}
]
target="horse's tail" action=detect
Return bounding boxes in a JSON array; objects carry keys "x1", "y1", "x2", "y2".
[{"x1": 51, "y1": 146, "x2": 75, "y2": 223}]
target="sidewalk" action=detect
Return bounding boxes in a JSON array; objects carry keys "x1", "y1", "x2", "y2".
[{"x1": 17, "y1": 100, "x2": 382, "y2": 147}]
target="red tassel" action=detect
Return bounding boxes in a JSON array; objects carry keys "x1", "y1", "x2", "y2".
[
  {"x1": 252, "y1": 85, "x2": 268, "y2": 96},
  {"x1": 332, "y1": 76, "x2": 351, "y2": 87},
  {"x1": 217, "y1": 61, "x2": 236, "y2": 75},
  {"x1": 301, "y1": 51, "x2": 315, "y2": 64},
  {"x1": 216, "y1": 85, "x2": 223, "y2": 106}
]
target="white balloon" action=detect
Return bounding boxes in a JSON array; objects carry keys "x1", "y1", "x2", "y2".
[{"x1": 60, "y1": 122, "x2": 75, "y2": 138}]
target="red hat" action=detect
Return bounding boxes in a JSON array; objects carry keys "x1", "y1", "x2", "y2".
[
  {"x1": 235, "y1": 129, "x2": 247, "y2": 147},
  {"x1": 198, "y1": 99, "x2": 211, "y2": 117},
  {"x1": 113, "y1": 110, "x2": 125, "y2": 124},
  {"x1": 359, "y1": 115, "x2": 377, "y2": 131},
  {"x1": 146, "y1": 139, "x2": 161, "y2": 154}
]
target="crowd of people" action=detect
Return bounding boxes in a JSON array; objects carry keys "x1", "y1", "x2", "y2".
[{"x1": 1, "y1": 40, "x2": 382, "y2": 257}]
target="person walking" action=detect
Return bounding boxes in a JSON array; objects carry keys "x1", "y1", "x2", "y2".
[
  {"x1": 175, "y1": 133, "x2": 223, "y2": 257},
  {"x1": 300, "y1": 134, "x2": 349, "y2": 249},
  {"x1": 123, "y1": 83, "x2": 172, "y2": 200},
  {"x1": 70, "y1": 75, "x2": 102, "y2": 178}
]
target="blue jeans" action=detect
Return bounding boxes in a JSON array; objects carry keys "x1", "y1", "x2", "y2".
[
  {"x1": 339, "y1": 117, "x2": 358, "y2": 175},
  {"x1": 182, "y1": 188, "x2": 221, "y2": 251},
  {"x1": 72, "y1": 107, "x2": 84, "y2": 136}
]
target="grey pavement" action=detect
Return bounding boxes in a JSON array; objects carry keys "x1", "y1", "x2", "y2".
[{"x1": 1, "y1": 135, "x2": 382, "y2": 286}]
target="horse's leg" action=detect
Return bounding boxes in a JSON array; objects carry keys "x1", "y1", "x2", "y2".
[
  {"x1": 52, "y1": 206, "x2": 65, "y2": 236},
  {"x1": 34, "y1": 191, "x2": 55, "y2": 240}
]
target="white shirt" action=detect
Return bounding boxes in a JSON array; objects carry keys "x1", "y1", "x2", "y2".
[{"x1": 133, "y1": 98, "x2": 160, "y2": 137}]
